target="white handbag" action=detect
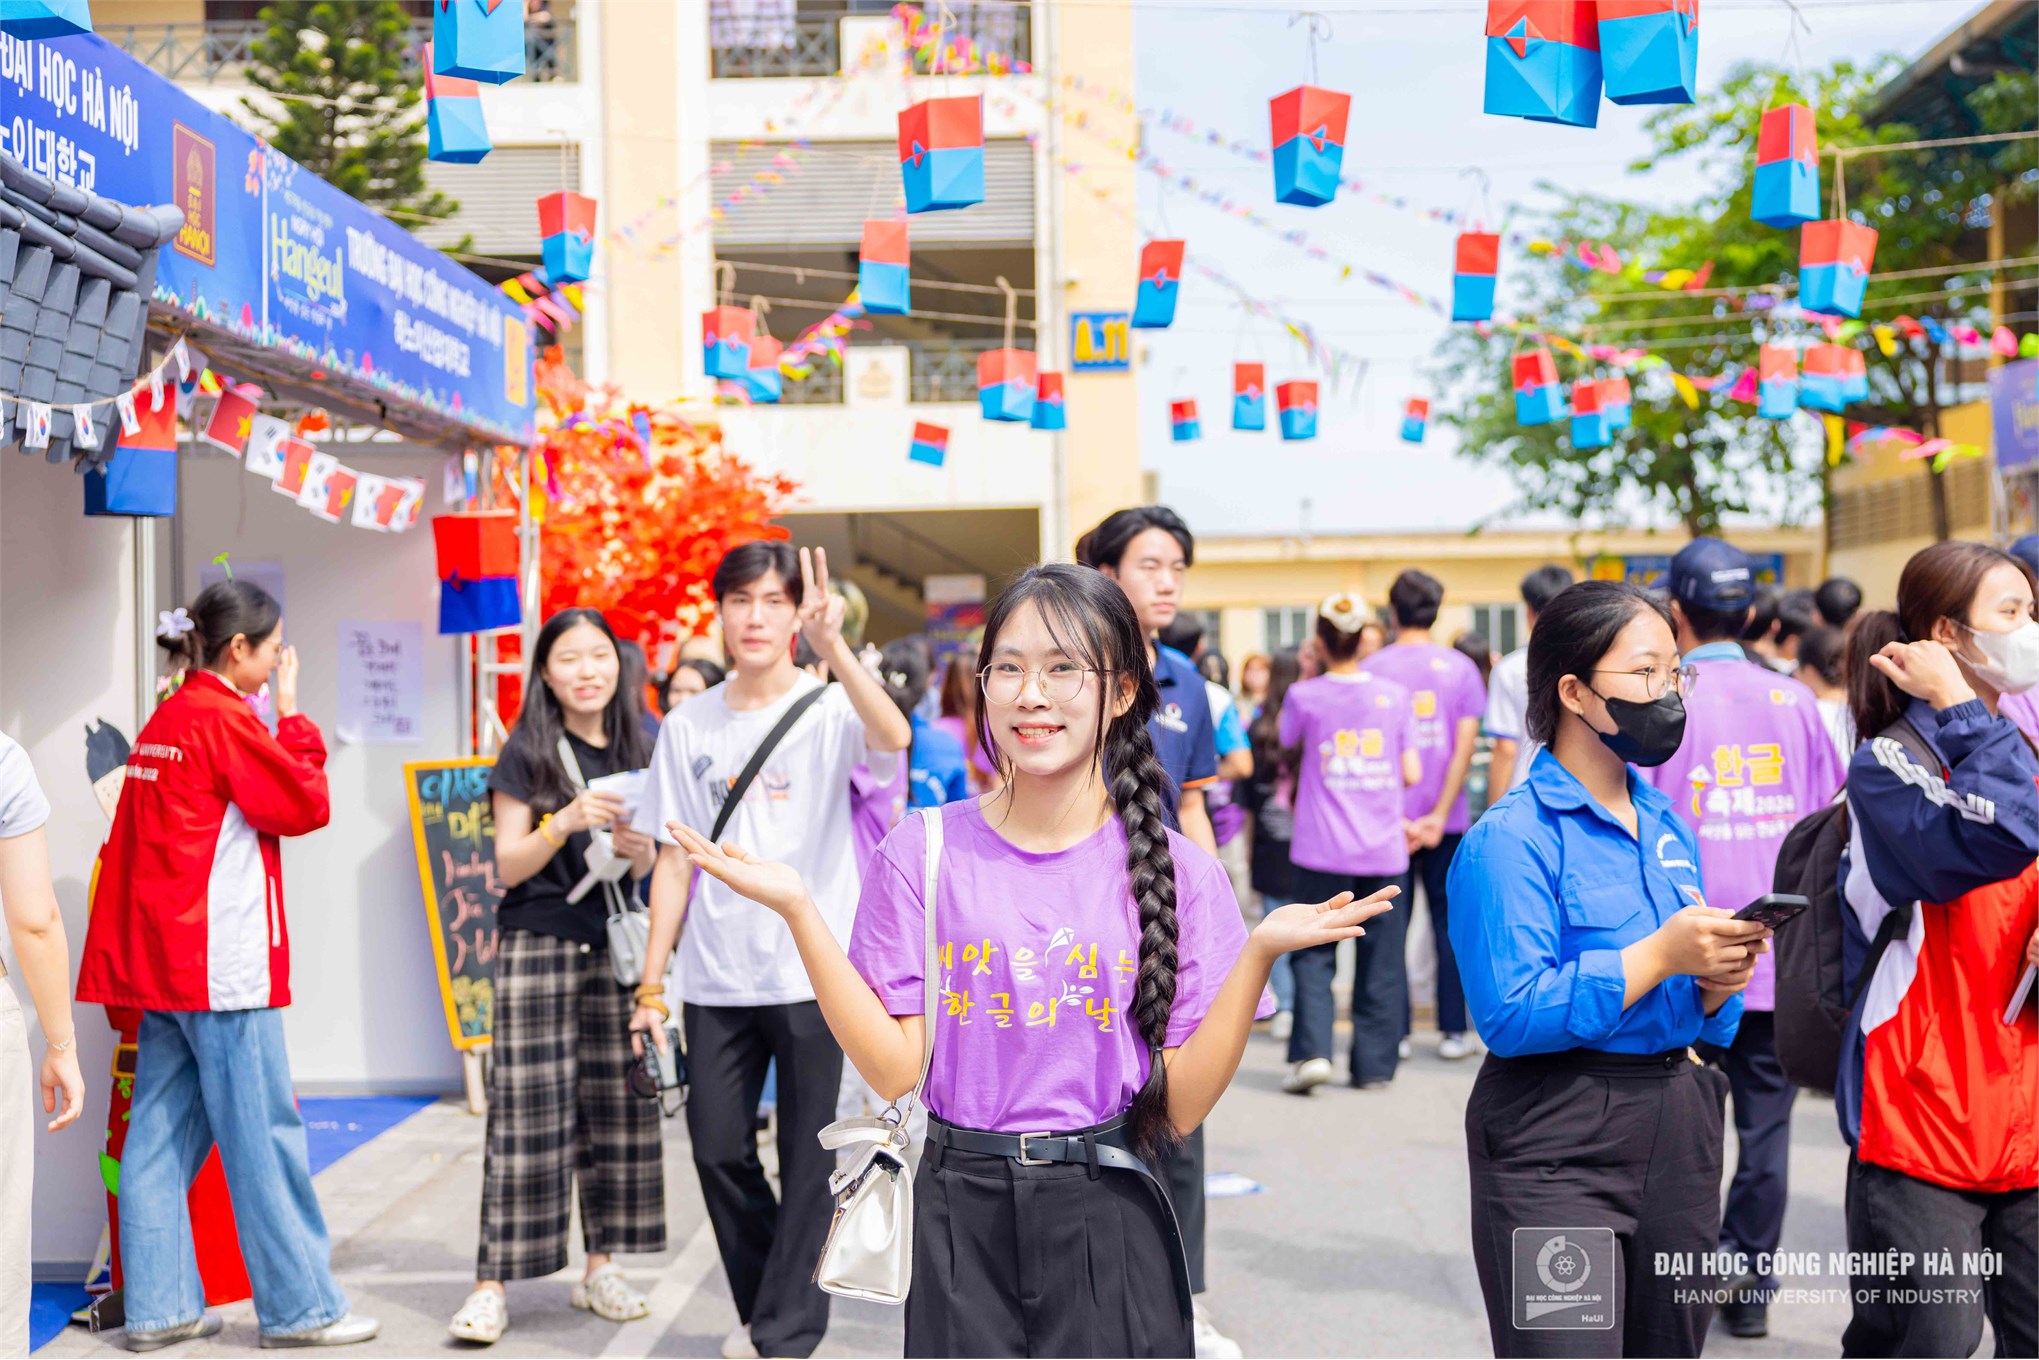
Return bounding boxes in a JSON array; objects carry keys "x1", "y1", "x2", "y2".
[{"x1": 811, "y1": 807, "x2": 941, "y2": 1305}]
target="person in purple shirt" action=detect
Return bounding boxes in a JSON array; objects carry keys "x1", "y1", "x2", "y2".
[
  {"x1": 1278, "y1": 592, "x2": 1420, "y2": 1093},
  {"x1": 1364, "y1": 569, "x2": 1488, "y2": 1062},
  {"x1": 1637, "y1": 538, "x2": 1845, "y2": 1340},
  {"x1": 1997, "y1": 536, "x2": 2039, "y2": 744}
]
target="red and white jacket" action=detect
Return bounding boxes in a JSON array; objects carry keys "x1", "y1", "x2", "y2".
[{"x1": 78, "y1": 670, "x2": 330, "y2": 1012}]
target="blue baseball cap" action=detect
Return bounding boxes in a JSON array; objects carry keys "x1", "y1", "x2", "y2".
[
  {"x1": 2010, "y1": 535, "x2": 2039, "y2": 579},
  {"x1": 1668, "y1": 537, "x2": 1756, "y2": 613}
]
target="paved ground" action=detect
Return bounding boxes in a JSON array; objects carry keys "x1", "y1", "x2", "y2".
[{"x1": 39, "y1": 1019, "x2": 1887, "y2": 1359}]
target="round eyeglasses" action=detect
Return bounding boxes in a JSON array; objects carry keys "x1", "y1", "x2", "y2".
[
  {"x1": 979, "y1": 662, "x2": 1105, "y2": 705},
  {"x1": 1590, "y1": 663, "x2": 1699, "y2": 701}
]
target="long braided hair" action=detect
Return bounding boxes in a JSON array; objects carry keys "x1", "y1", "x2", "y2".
[{"x1": 975, "y1": 564, "x2": 1182, "y2": 1156}]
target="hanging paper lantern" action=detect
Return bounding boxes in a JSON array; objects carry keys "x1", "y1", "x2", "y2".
[
  {"x1": 1030, "y1": 372, "x2": 1066, "y2": 430},
  {"x1": 1276, "y1": 381, "x2": 1319, "y2": 441},
  {"x1": 1400, "y1": 397, "x2": 1429, "y2": 444},
  {"x1": 1757, "y1": 345, "x2": 1798, "y2": 419},
  {"x1": 1601, "y1": 374, "x2": 1633, "y2": 429},
  {"x1": 538, "y1": 192, "x2": 597, "y2": 285},
  {"x1": 744, "y1": 335, "x2": 784, "y2": 405},
  {"x1": 1170, "y1": 400, "x2": 1201, "y2": 443},
  {"x1": 1513, "y1": 349, "x2": 1567, "y2": 425},
  {"x1": 434, "y1": 512, "x2": 522, "y2": 634},
  {"x1": 1597, "y1": 0, "x2": 1697, "y2": 106},
  {"x1": 432, "y1": 0, "x2": 525, "y2": 85},
  {"x1": 84, "y1": 388, "x2": 176, "y2": 518},
  {"x1": 0, "y1": 0, "x2": 92, "y2": 38},
  {"x1": 1131, "y1": 240, "x2": 1185, "y2": 329},
  {"x1": 1753, "y1": 104, "x2": 1819, "y2": 228},
  {"x1": 425, "y1": 44, "x2": 491, "y2": 164},
  {"x1": 1840, "y1": 345, "x2": 1869, "y2": 403},
  {"x1": 909, "y1": 421, "x2": 949, "y2": 467},
  {"x1": 897, "y1": 95, "x2": 985, "y2": 213},
  {"x1": 1268, "y1": 85, "x2": 1352, "y2": 207},
  {"x1": 1800, "y1": 220, "x2": 1877, "y2": 319},
  {"x1": 1452, "y1": 233, "x2": 1500, "y2": 323},
  {"x1": 1570, "y1": 379, "x2": 1610, "y2": 449},
  {"x1": 859, "y1": 220, "x2": 911, "y2": 315},
  {"x1": 1800, "y1": 343, "x2": 1859, "y2": 413},
  {"x1": 1233, "y1": 363, "x2": 1266, "y2": 431},
  {"x1": 977, "y1": 349, "x2": 1036, "y2": 423},
  {"x1": 1484, "y1": 1, "x2": 1602, "y2": 129},
  {"x1": 702, "y1": 305, "x2": 755, "y2": 380}
]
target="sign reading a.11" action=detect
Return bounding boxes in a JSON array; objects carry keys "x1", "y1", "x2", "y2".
[{"x1": 1070, "y1": 311, "x2": 1131, "y2": 372}]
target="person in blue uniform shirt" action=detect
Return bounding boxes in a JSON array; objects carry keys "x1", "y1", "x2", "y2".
[{"x1": 1447, "y1": 580, "x2": 1774, "y2": 1359}]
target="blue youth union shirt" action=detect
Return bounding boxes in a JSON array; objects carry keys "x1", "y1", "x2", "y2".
[
  {"x1": 908, "y1": 712, "x2": 969, "y2": 808},
  {"x1": 1446, "y1": 749, "x2": 1745, "y2": 1057},
  {"x1": 1148, "y1": 644, "x2": 1218, "y2": 823}
]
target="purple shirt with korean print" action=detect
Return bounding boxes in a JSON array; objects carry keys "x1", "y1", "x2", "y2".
[
  {"x1": 1362, "y1": 643, "x2": 1488, "y2": 833},
  {"x1": 847, "y1": 799, "x2": 1271, "y2": 1133},
  {"x1": 1279, "y1": 672, "x2": 1416, "y2": 877},
  {"x1": 1636, "y1": 644, "x2": 1845, "y2": 1010}
]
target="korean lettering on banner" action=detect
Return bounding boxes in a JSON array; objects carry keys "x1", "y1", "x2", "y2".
[
  {"x1": 336, "y1": 620, "x2": 424, "y2": 745},
  {"x1": 405, "y1": 758, "x2": 501, "y2": 1050}
]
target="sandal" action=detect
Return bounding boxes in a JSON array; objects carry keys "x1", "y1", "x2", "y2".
[
  {"x1": 448, "y1": 1287, "x2": 508, "y2": 1345},
  {"x1": 571, "y1": 1264, "x2": 649, "y2": 1323}
]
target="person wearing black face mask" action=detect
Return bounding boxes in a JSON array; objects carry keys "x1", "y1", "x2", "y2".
[{"x1": 1445, "y1": 581, "x2": 1775, "y2": 1358}]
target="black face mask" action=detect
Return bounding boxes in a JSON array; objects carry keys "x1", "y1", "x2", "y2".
[{"x1": 1587, "y1": 688, "x2": 1687, "y2": 767}]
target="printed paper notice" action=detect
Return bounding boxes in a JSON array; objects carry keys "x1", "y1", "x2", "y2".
[{"x1": 337, "y1": 620, "x2": 424, "y2": 744}]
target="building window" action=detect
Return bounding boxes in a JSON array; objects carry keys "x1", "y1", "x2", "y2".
[
  {"x1": 1262, "y1": 607, "x2": 1311, "y2": 653},
  {"x1": 1470, "y1": 604, "x2": 1523, "y2": 656}
]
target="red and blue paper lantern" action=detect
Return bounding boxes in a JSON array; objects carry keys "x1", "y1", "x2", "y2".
[
  {"x1": 1170, "y1": 400, "x2": 1201, "y2": 442},
  {"x1": 1400, "y1": 397, "x2": 1429, "y2": 444},
  {"x1": 1132, "y1": 240, "x2": 1184, "y2": 329},
  {"x1": 744, "y1": 335, "x2": 784, "y2": 404},
  {"x1": 1597, "y1": 0, "x2": 1697, "y2": 106},
  {"x1": 1277, "y1": 381, "x2": 1319, "y2": 441},
  {"x1": 909, "y1": 421, "x2": 949, "y2": 467},
  {"x1": 1800, "y1": 219, "x2": 1877, "y2": 319},
  {"x1": 1753, "y1": 104, "x2": 1819, "y2": 228},
  {"x1": 537, "y1": 191, "x2": 596, "y2": 285},
  {"x1": 702, "y1": 305, "x2": 755, "y2": 380},
  {"x1": 1484, "y1": 0, "x2": 1602, "y2": 129},
  {"x1": 898, "y1": 95, "x2": 985, "y2": 214},
  {"x1": 978, "y1": 348, "x2": 1037, "y2": 423},
  {"x1": 1601, "y1": 374, "x2": 1633, "y2": 429},
  {"x1": 859, "y1": 219, "x2": 911, "y2": 315},
  {"x1": 1570, "y1": 378, "x2": 1610, "y2": 449},
  {"x1": 1269, "y1": 85, "x2": 1352, "y2": 207},
  {"x1": 1452, "y1": 232, "x2": 1500, "y2": 322},
  {"x1": 1233, "y1": 363, "x2": 1266, "y2": 431},
  {"x1": 425, "y1": 44, "x2": 490, "y2": 164},
  {"x1": 84, "y1": 388, "x2": 177, "y2": 518},
  {"x1": 1030, "y1": 372, "x2": 1066, "y2": 430},
  {"x1": 1758, "y1": 345, "x2": 1798, "y2": 419},
  {"x1": 432, "y1": 0, "x2": 525, "y2": 85},
  {"x1": 433, "y1": 512, "x2": 523, "y2": 634},
  {"x1": 1800, "y1": 343, "x2": 1867, "y2": 413},
  {"x1": 1513, "y1": 348, "x2": 1567, "y2": 425},
  {"x1": 0, "y1": 0, "x2": 92, "y2": 38}
]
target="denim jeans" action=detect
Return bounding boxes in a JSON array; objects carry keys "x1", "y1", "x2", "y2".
[
  {"x1": 1286, "y1": 869, "x2": 1409, "y2": 1084},
  {"x1": 122, "y1": 1009, "x2": 349, "y2": 1338},
  {"x1": 1260, "y1": 895, "x2": 1297, "y2": 1012}
]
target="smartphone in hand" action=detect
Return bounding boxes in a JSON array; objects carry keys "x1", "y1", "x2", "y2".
[{"x1": 1735, "y1": 893, "x2": 1810, "y2": 930}]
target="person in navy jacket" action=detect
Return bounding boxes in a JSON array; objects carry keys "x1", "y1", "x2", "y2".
[{"x1": 1448, "y1": 581, "x2": 1771, "y2": 1358}]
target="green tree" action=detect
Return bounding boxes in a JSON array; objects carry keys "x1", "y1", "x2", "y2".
[
  {"x1": 1437, "y1": 57, "x2": 2034, "y2": 537},
  {"x1": 242, "y1": 0, "x2": 459, "y2": 230}
]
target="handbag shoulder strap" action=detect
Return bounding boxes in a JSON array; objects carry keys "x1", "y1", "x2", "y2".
[
  {"x1": 557, "y1": 735, "x2": 588, "y2": 790},
  {"x1": 709, "y1": 686, "x2": 828, "y2": 845},
  {"x1": 904, "y1": 807, "x2": 942, "y2": 1114}
]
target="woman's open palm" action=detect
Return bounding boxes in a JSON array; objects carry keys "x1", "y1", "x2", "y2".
[
  {"x1": 1252, "y1": 884, "x2": 1401, "y2": 956},
  {"x1": 668, "y1": 822, "x2": 809, "y2": 917}
]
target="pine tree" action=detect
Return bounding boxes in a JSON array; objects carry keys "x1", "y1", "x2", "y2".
[{"x1": 242, "y1": 0, "x2": 460, "y2": 232}]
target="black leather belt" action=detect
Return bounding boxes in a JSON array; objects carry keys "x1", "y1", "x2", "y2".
[
  {"x1": 1492, "y1": 1046, "x2": 1696, "y2": 1076},
  {"x1": 926, "y1": 1113, "x2": 1193, "y2": 1319}
]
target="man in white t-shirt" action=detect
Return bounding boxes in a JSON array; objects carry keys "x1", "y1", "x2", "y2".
[
  {"x1": 634, "y1": 542, "x2": 910, "y2": 1360},
  {"x1": 1482, "y1": 564, "x2": 1574, "y2": 796}
]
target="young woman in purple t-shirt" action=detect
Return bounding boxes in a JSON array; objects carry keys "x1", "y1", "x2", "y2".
[{"x1": 669, "y1": 565, "x2": 1396, "y2": 1358}]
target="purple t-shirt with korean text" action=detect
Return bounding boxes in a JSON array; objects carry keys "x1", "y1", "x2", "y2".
[
  {"x1": 1362, "y1": 642, "x2": 1488, "y2": 833},
  {"x1": 847, "y1": 800, "x2": 1269, "y2": 1132},
  {"x1": 850, "y1": 750, "x2": 907, "y2": 876},
  {"x1": 1279, "y1": 672, "x2": 1415, "y2": 877}
]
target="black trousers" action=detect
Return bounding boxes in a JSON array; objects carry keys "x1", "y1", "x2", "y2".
[
  {"x1": 904, "y1": 1134, "x2": 1193, "y2": 1358},
  {"x1": 1403, "y1": 834, "x2": 1468, "y2": 1037},
  {"x1": 1840, "y1": 1154, "x2": 2038, "y2": 1359},
  {"x1": 1466, "y1": 1050, "x2": 1729, "y2": 1358},
  {"x1": 1155, "y1": 1125, "x2": 1206, "y2": 1294},
  {"x1": 682, "y1": 1001, "x2": 844, "y2": 1359},
  {"x1": 1288, "y1": 868, "x2": 1407, "y2": 1083},
  {"x1": 1697, "y1": 1009, "x2": 1795, "y2": 1293}
]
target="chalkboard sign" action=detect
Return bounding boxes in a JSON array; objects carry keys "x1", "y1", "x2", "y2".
[{"x1": 405, "y1": 757, "x2": 501, "y2": 1051}]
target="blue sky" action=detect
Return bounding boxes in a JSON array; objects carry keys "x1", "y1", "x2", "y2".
[{"x1": 1126, "y1": 0, "x2": 1973, "y2": 536}]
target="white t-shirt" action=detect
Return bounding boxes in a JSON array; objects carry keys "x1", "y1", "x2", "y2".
[
  {"x1": 0, "y1": 735, "x2": 50, "y2": 840},
  {"x1": 1816, "y1": 697, "x2": 1856, "y2": 767},
  {"x1": 637, "y1": 673, "x2": 869, "y2": 1006},
  {"x1": 1482, "y1": 647, "x2": 1541, "y2": 791}
]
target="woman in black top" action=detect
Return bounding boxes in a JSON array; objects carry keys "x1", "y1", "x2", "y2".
[{"x1": 449, "y1": 609, "x2": 660, "y2": 1345}]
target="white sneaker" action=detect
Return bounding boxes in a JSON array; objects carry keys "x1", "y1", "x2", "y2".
[
  {"x1": 572, "y1": 1264, "x2": 649, "y2": 1322},
  {"x1": 1398, "y1": 1037, "x2": 1412, "y2": 1060},
  {"x1": 448, "y1": 1288, "x2": 507, "y2": 1345},
  {"x1": 1192, "y1": 1300, "x2": 1244, "y2": 1360},
  {"x1": 259, "y1": 1313, "x2": 380, "y2": 1348},
  {"x1": 1439, "y1": 1033, "x2": 1473, "y2": 1061},
  {"x1": 1281, "y1": 1056, "x2": 1334, "y2": 1094},
  {"x1": 1270, "y1": 1010, "x2": 1294, "y2": 1042},
  {"x1": 722, "y1": 1322, "x2": 761, "y2": 1359}
]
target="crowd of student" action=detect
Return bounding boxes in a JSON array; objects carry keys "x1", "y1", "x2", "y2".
[{"x1": 0, "y1": 514, "x2": 2033, "y2": 1360}]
